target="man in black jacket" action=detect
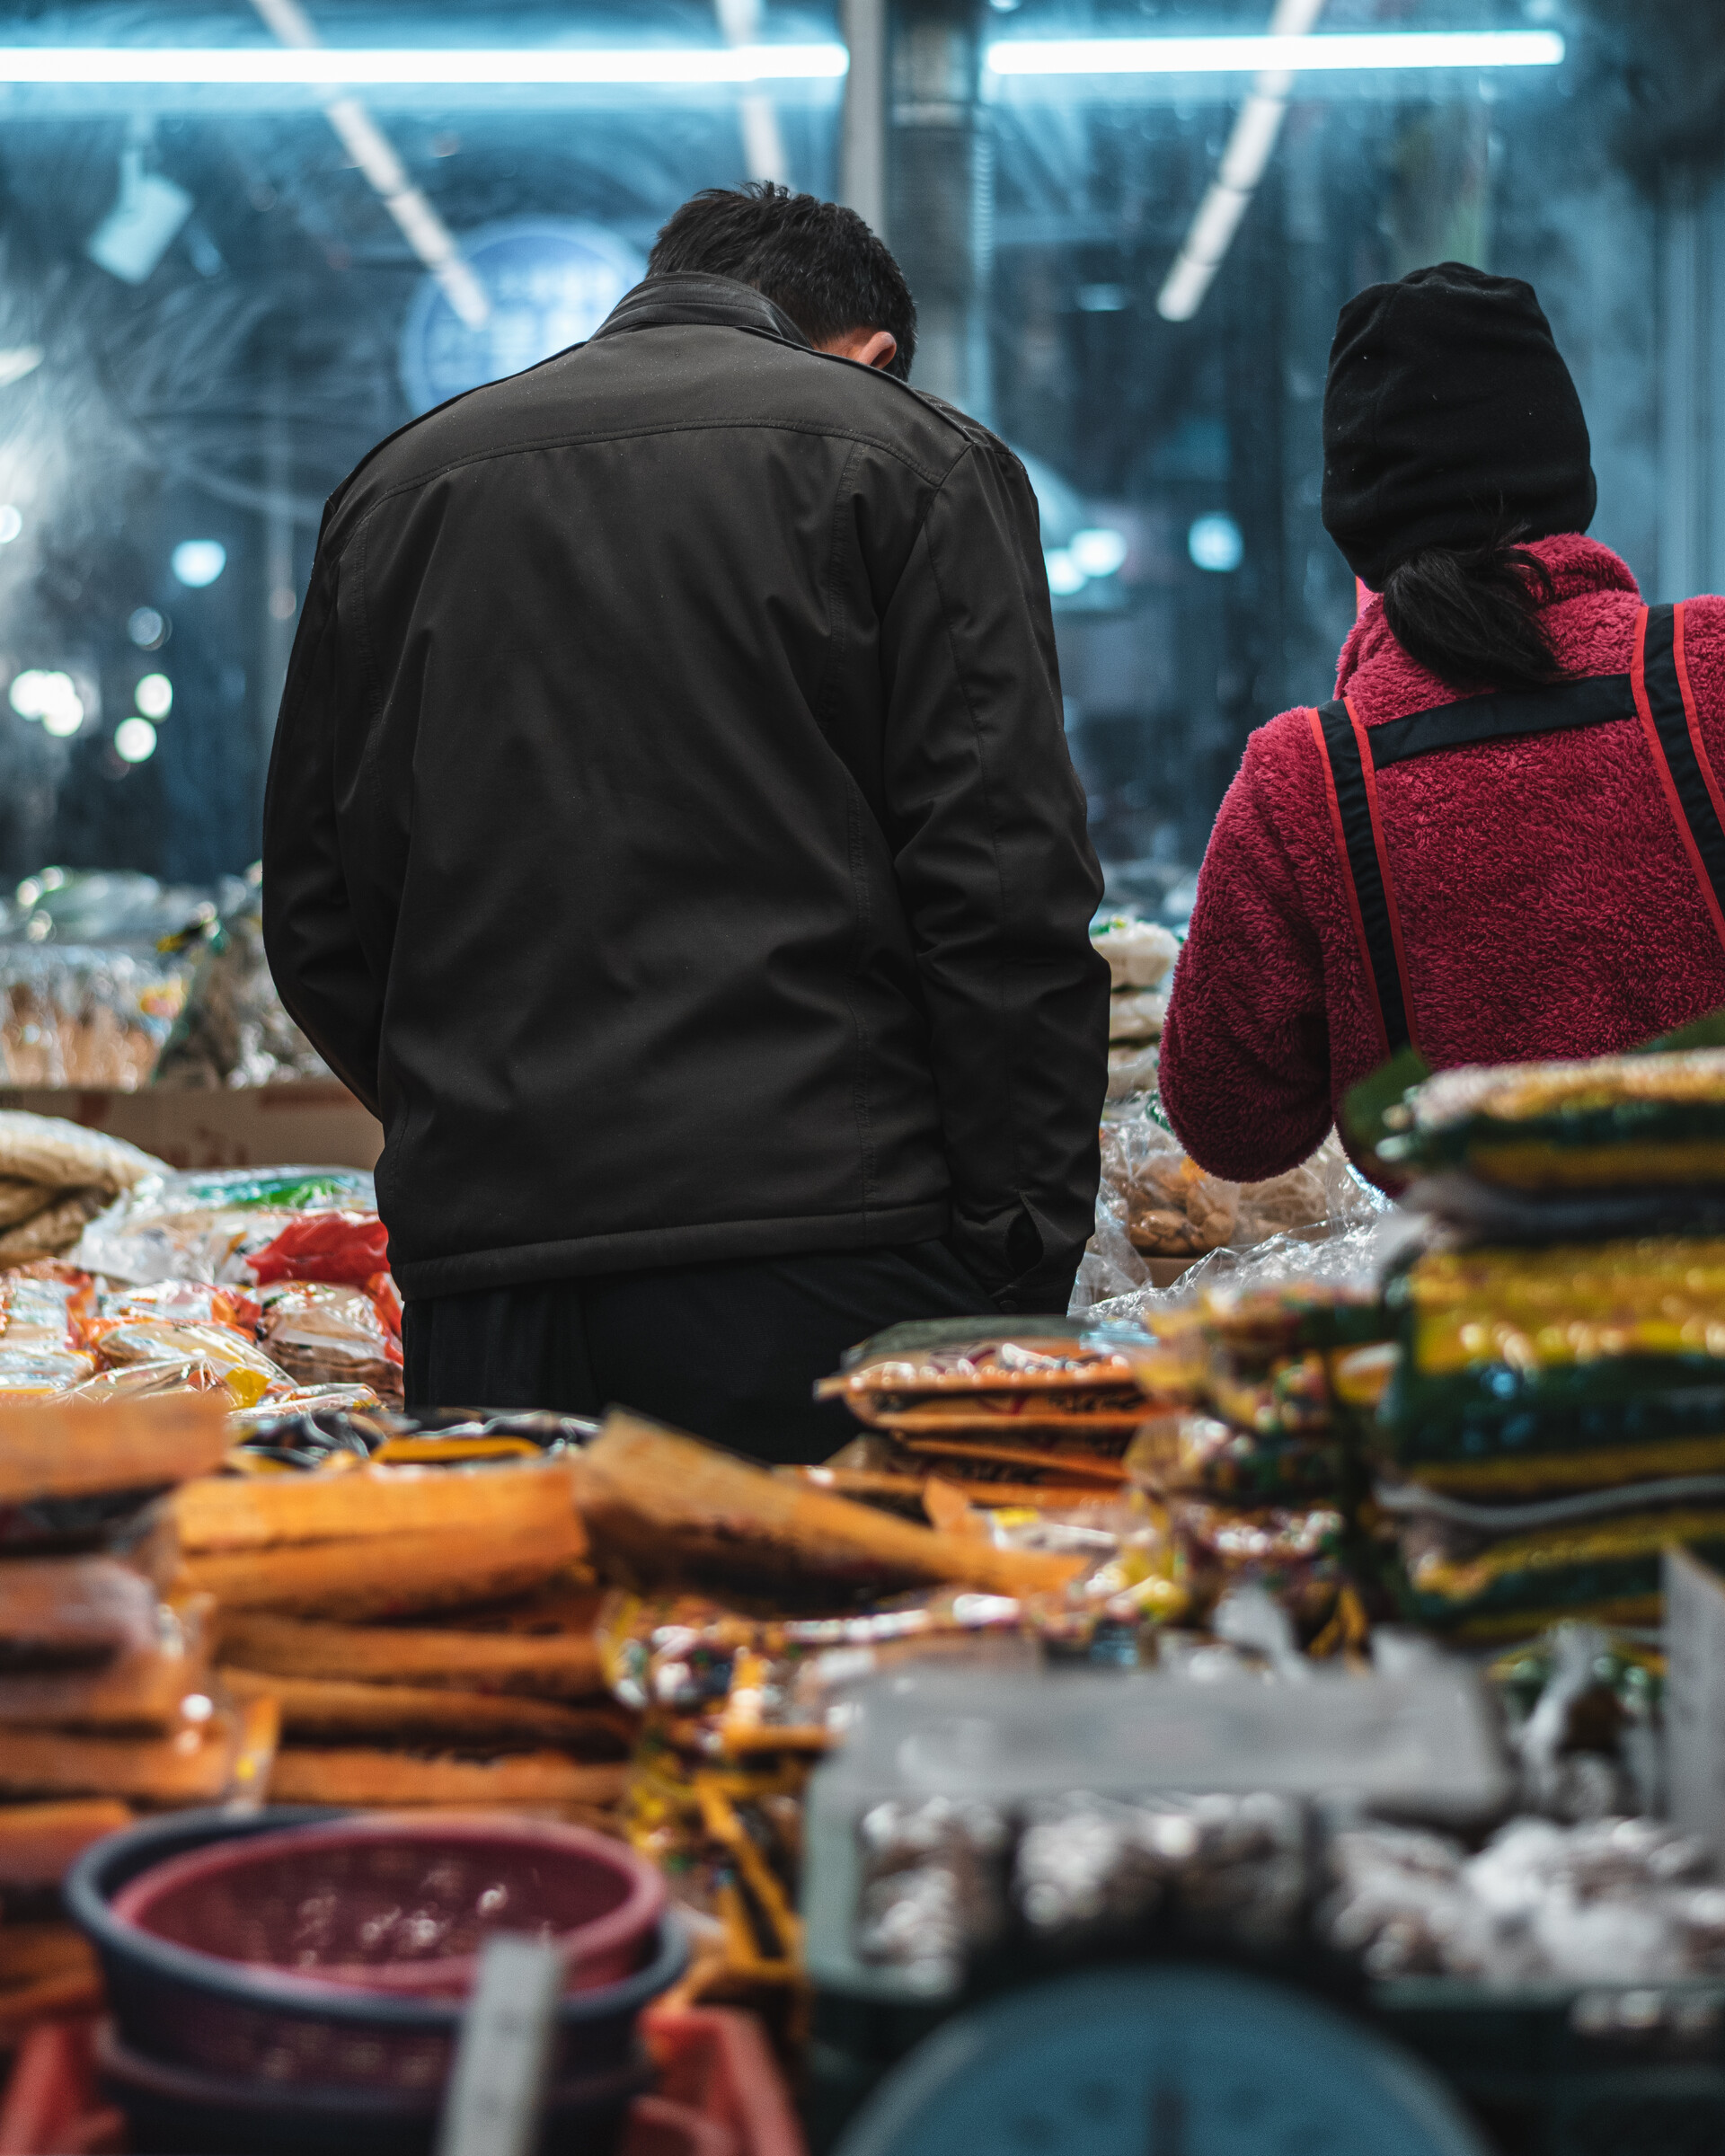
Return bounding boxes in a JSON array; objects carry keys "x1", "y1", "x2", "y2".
[{"x1": 263, "y1": 183, "x2": 1109, "y2": 1461}]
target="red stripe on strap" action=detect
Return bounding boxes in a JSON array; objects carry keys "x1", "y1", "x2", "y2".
[
  {"x1": 1633, "y1": 604, "x2": 1725, "y2": 950},
  {"x1": 1347, "y1": 698, "x2": 1421, "y2": 1058},
  {"x1": 1676, "y1": 600, "x2": 1725, "y2": 844},
  {"x1": 1305, "y1": 706, "x2": 1391, "y2": 1061}
]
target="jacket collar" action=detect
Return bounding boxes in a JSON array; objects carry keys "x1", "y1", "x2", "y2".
[{"x1": 591, "y1": 272, "x2": 810, "y2": 350}]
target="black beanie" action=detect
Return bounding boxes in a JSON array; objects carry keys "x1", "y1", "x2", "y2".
[{"x1": 1321, "y1": 261, "x2": 1596, "y2": 590}]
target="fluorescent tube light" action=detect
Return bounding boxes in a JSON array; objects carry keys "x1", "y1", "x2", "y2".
[
  {"x1": 986, "y1": 30, "x2": 1563, "y2": 76},
  {"x1": 0, "y1": 43, "x2": 848, "y2": 85},
  {"x1": 1156, "y1": 0, "x2": 1324, "y2": 323}
]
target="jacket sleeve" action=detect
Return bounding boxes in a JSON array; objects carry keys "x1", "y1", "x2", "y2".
[
  {"x1": 1158, "y1": 724, "x2": 1333, "y2": 1181},
  {"x1": 877, "y1": 438, "x2": 1110, "y2": 1312},
  {"x1": 261, "y1": 542, "x2": 385, "y2": 1118}
]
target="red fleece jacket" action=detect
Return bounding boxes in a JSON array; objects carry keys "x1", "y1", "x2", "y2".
[{"x1": 1159, "y1": 535, "x2": 1725, "y2": 1183}]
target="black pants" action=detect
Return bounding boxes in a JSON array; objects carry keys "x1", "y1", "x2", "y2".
[{"x1": 401, "y1": 1241, "x2": 997, "y2": 1466}]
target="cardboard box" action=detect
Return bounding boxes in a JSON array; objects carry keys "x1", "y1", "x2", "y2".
[{"x1": 0, "y1": 1084, "x2": 383, "y2": 1173}]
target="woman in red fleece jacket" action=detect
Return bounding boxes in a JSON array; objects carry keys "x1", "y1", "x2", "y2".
[{"x1": 1160, "y1": 263, "x2": 1725, "y2": 1185}]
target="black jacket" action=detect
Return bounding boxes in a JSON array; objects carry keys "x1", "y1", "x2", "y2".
[{"x1": 263, "y1": 273, "x2": 1109, "y2": 1309}]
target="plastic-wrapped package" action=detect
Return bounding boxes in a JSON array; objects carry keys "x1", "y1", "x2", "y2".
[
  {"x1": 248, "y1": 1210, "x2": 390, "y2": 1286},
  {"x1": 0, "y1": 943, "x2": 189, "y2": 1090},
  {"x1": 96, "y1": 1280, "x2": 261, "y2": 1334},
  {"x1": 1079, "y1": 1118, "x2": 1391, "y2": 1316},
  {"x1": 1377, "y1": 1047, "x2": 1725, "y2": 1190},
  {"x1": 69, "y1": 1167, "x2": 376, "y2": 1286},
  {"x1": 820, "y1": 1321, "x2": 1161, "y2": 1436},
  {"x1": 1128, "y1": 1412, "x2": 1341, "y2": 1504},
  {"x1": 1091, "y1": 914, "x2": 1179, "y2": 991},
  {"x1": 854, "y1": 1796, "x2": 1012, "y2": 1991},
  {"x1": 151, "y1": 876, "x2": 332, "y2": 1090},
  {"x1": 1171, "y1": 1498, "x2": 1348, "y2": 1639},
  {"x1": 256, "y1": 1280, "x2": 403, "y2": 1399},
  {"x1": 1322, "y1": 1814, "x2": 1725, "y2": 1984}
]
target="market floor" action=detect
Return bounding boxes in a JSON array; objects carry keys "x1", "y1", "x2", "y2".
[{"x1": 401, "y1": 1239, "x2": 999, "y2": 1464}]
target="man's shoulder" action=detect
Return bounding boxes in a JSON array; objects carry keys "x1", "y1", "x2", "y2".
[{"x1": 324, "y1": 327, "x2": 978, "y2": 537}]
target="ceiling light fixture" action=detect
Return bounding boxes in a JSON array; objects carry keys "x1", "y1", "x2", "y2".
[
  {"x1": 986, "y1": 30, "x2": 1563, "y2": 77},
  {"x1": 0, "y1": 43, "x2": 849, "y2": 85}
]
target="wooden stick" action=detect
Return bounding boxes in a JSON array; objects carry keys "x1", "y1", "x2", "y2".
[
  {"x1": 215, "y1": 1611, "x2": 606, "y2": 1698},
  {"x1": 220, "y1": 1666, "x2": 633, "y2": 1753},
  {"x1": 266, "y1": 1748, "x2": 630, "y2": 1808}
]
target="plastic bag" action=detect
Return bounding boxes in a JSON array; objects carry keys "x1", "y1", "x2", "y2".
[
  {"x1": 256, "y1": 1280, "x2": 403, "y2": 1398},
  {"x1": 248, "y1": 1209, "x2": 390, "y2": 1286},
  {"x1": 70, "y1": 1167, "x2": 376, "y2": 1286}
]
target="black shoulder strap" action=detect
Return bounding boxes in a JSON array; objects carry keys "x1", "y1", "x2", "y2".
[
  {"x1": 1307, "y1": 701, "x2": 1415, "y2": 1059},
  {"x1": 1634, "y1": 602, "x2": 1725, "y2": 955},
  {"x1": 1367, "y1": 673, "x2": 1634, "y2": 768}
]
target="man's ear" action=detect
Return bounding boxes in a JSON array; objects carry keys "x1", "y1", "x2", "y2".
[{"x1": 816, "y1": 327, "x2": 898, "y2": 371}]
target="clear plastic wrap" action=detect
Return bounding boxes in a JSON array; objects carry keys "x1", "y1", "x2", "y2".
[
  {"x1": 256, "y1": 1280, "x2": 403, "y2": 1400},
  {"x1": 152, "y1": 875, "x2": 332, "y2": 1089},
  {"x1": 0, "y1": 944, "x2": 188, "y2": 1089},
  {"x1": 1075, "y1": 1117, "x2": 1393, "y2": 1317},
  {"x1": 69, "y1": 1166, "x2": 377, "y2": 1286}
]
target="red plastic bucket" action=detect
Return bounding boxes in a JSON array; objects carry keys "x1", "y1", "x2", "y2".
[{"x1": 111, "y1": 1811, "x2": 664, "y2": 1995}]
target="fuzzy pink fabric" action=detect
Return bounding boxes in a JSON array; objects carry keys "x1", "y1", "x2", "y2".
[{"x1": 1160, "y1": 535, "x2": 1725, "y2": 1182}]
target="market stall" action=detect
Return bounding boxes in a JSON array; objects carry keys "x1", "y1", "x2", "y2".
[{"x1": 4, "y1": 1027, "x2": 1725, "y2": 2153}]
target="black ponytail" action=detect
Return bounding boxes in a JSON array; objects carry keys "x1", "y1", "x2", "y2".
[{"x1": 1380, "y1": 527, "x2": 1561, "y2": 694}]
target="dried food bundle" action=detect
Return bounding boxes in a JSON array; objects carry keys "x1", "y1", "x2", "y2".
[
  {"x1": 0, "y1": 1555, "x2": 212, "y2": 1728},
  {"x1": 0, "y1": 1394, "x2": 229, "y2": 1507}
]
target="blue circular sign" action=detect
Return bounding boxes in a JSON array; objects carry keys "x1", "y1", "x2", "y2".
[{"x1": 400, "y1": 217, "x2": 646, "y2": 414}]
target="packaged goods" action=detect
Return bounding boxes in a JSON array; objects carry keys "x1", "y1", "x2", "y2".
[
  {"x1": 1377, "y1": 1047, "x2": 1725, "y2": 1189},
  {"x1": 91, "y1": 1320, "x2": 290, "y2": 1409},
  {"x1": 70, "y1": 1165, "x2": 378, "y2": 1286},
  {"x1": 247, "y1": 1209, "x2": 390, "y2": 1286},
  {"x1": 1107, "y1": 989, "x2": 1167, "y2": 1044},
  {"x1": 151, "y1": 879, "x2": 332, "y2": 1088},
  {"x1": 1322, "y1": 1815, "x2": 1725, "y2": 1983},
  {"x1": 0, "y1": 941, "x2": 187, "y2": 1090},
  {"x1": 255, "y1": 1278, "x2": 403, "y2": 1397},
  {"x1": 1091, "y1": 914, "x2": 1179, "y2": 991},
  {"x1": 819, "y1": 1323, "x2": 1161, "y2": 1441},
  {"x1": 1127, "y1": 1413, "x2": 1341, "y2": 1505}
]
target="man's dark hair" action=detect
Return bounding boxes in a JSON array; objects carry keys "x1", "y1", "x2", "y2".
[{"x1": 648, "y1": 182, "x2": 916, "y2": 381}]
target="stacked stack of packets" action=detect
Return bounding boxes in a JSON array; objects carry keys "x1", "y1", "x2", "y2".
[{"x1": 1367, "y1": 1045, "x2": 1725, "y2": 1642}]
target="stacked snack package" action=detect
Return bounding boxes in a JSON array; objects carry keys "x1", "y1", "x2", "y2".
[
  {"x1": 1090, "y1": 912, "x2": 1179, "y2": 1103},
  {"x1": 0, "y1": 1393, "x2": 256, "y2": 2037},
  {"x1": 1121, "y1": 1285, "x2": 1392, "y2": 1653},
  {"x1": 179, "y1": 1439, "x2": 631, "y2": 1816},
  {"x1": 1367, "y1": 1045, "x2": 1725, "y2": 1641}
]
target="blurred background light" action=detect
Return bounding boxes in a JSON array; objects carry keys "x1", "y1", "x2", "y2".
[
  {"x1": 1189, "y1": 514, "x2": 1244, "y2": 573},
  {"x1": 0, "y1": 506, "x2": 22, "y2": 543},
  {"x1": 171, "y1": 540, "x2": 226, "y2": 588},
  {"x1": 10, "y1": 669, "x2": 83, "y2": 732},
  {"x1": 1070, "y1": 526, "x2": 1129, "y2": 579},
  {"x1": 127, "y1": 608, "x2": 166, "y2": 649},
  {"x1": 985, "y1": 31, "x2": 1565, "y2": 77},
  {"x1": 0, "y1": 348, "x2": 42, "y2": 389},
  {"x1": 113, "y1": 717, "x2": 158, "y2": 762},
  {"x1": 1045, "y1": 549, "x2": 1087, "y2": 597},
  {"x1": 0, "y1": 44, "x2": 850, "y2": 86},
  {"x1": 134, "y1": 673, "x2": 172, "y2": 719}
]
